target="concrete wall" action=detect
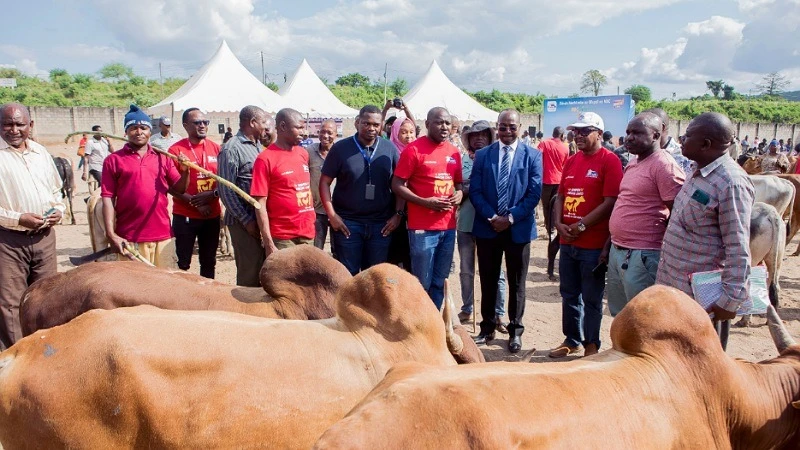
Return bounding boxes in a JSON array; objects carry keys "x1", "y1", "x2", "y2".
[{"x1": 28, "y1": 106, "x2": 800, "y2": 147}]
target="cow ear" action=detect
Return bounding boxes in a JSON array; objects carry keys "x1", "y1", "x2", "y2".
[{"x1": 792, "y1": 400, "x2": 800, "y2": 410}]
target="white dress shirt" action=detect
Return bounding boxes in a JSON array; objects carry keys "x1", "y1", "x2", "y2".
[{"x1": 0, "y1": 138, "x2": 65, "y2": 231}]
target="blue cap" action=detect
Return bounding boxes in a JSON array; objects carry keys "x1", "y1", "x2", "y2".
[
  {"x1": 770, "y1": 139, "x2": 779, "y2": 147},
  {"x1": 124, "y1": 105, "x2": 152, "y2": 131}
]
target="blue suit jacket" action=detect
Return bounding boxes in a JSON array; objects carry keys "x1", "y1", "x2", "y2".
[{"x1": 469, "y1": 141, "x2": 543, "y2": 243}]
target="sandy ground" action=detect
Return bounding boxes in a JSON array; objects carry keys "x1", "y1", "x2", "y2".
[{"x1": 47, "y1": 142, "x2": 800, "y2": 365}]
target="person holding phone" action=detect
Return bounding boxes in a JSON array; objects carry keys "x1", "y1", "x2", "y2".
[
  {"x1": 0, "y1": 102, "x2": 66, "y2": 349},
  {"x1": 549, "y1": 112, "x2": 623, "y2": 359}
]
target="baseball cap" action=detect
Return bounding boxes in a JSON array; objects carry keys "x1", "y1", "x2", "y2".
[
  {"x1": 159, "y1": 115, "x2": 171, "y2": 126},
  {"x1": 567, "y1": 112, "x2": 605, "y2": 132},
  {"x1": 770, "y1": 139, "x2": 779, "y2": 146}
]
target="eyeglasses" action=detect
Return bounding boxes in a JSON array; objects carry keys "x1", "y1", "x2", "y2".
[
  {"x1": 572, "y1": 127, "x2": 598, "y2": 136},
  {"x1": 191, "y1": 120, "x2": 210, "y2": 126},
  {"x1": 497, "y1": 125, "x2": 518, "y2": 132}
]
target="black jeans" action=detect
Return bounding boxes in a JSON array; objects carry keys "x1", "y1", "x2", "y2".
[{"x1": 172, "y1": 214, "x2": 221, "y2": 279}]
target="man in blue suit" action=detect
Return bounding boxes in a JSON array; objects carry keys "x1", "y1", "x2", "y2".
[{"x1": 470, "y1": 109, "x2": 543, "y2": 353}]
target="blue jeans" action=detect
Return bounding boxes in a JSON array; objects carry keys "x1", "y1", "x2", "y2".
[
  {"x1": 408, "y1": 229, "x2": 456, "y2": 309},
  {"x1": 606, "y1": 246, "x2": 660, "y2": 316},
  {"x1": 457, "y1": 231, "x2": 506, "y2": 316},
  {"x1": 559, "y1": 244, "x2": 605, "y2": 349},
  {"x1": 332, "y1": 219, "x2": 391, "y2": 275}
]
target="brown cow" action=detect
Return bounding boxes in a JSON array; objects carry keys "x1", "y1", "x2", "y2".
[
  {"x1": 0, "y1": 264, "x2": 473, "y2": 449},
  {"x1": 314, "y1": 286, "x2": 800, "y2": 449},
  {"x1": 21, "y1": 245, "x2": 350, "y2": 335}
]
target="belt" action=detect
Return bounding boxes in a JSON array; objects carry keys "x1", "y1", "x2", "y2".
[
  {"x1": 613, "y1": 243, "x2": 630, "y2": 251},
  {"x1": 0, "y1": 225, "x2": 48, "y2": 235}
]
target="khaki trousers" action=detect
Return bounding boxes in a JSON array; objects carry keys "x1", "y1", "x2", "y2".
[
  {"x1": 0, "y1": 227, "x2": 57, "y2": 349},
  {"x1": 118, "y1": 238, "x2": 177, "y2": 269}
]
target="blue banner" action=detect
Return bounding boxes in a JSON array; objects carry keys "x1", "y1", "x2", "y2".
[{"x1": 542, "y1": 95, "x2": 635, "y2": 142}]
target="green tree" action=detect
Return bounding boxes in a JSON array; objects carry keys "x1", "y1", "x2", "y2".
[
  {"x1": 705, "y1": 80, "x2": 724, "y2": 98},
  {"x1": 98, "y1": 63, "x2": 134, "y2": 82},
  {"x1": 580, "y1": 70, "x2": 607, "y2": 96},
  {"x1": 624, "y1": 84, "x2": 652, "y2": 103},
  {"x1": 756, "y1": 72, "x2": 790, "y2": 96},
  {"x1": 49, "y1": 68, "x2": 72, "y2": 89},
  {"x1": 335, "y1": 72, "x2": 371, "y2": 88},
  {"x1": 722, "y1": 84, "x2": 736, "y2": 100},
  {"x1": 389, "y1": 78, "x2": 408, "y2": 96}
]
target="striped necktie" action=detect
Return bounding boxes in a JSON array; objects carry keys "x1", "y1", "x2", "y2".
[{"x1": 497, "y1": 146, "x2": 511, "y2": 215}]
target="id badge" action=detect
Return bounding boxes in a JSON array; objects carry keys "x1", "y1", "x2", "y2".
[{"x1": 365, "y1": 183, "x2": 376, "y2": 200}]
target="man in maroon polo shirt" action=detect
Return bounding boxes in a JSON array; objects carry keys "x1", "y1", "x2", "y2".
[{"x1": 101, "y1": 105, "x2": 189, "y2": 267}]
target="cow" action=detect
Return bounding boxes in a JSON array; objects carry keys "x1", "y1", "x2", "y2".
[
  {"x1": 751, "y1": 175, "x2": 795, "y2": 232},
  {"x1": 739, "y1": 153, "x2": 797, "y2": 175},
  {"x1": 20, "y1": 245, "x2": 350, "y2": 335},
  {"x1": 735, "y1": 202, "x2": 786, "y2": 328},
  {"x1": 52, "y1": 156, "x2": 76, "y2": 225},
  {"x1": 775, "y1": 174, "x2": 800, "y2": 256},
  {"x1": 0, "y1": 264, "x2": 477, "y2": 449},
  {"x1": 314, "y1": 285, "x2": 800, "y2": 449}
]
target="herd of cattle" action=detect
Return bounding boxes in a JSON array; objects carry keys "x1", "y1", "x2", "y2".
[{"x1": 7, "y1": 159, "x2": 797, "y2": 448}]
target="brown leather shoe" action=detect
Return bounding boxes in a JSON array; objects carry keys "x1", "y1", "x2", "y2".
[
  {"x1": 495, "y1": 317, "x2": 509, "y2": 334},
  {"x1": 548, "y1": 342, "x2": 581, "y2": 358},
  {"x1": 457, "y1": 311, "x2": 471, "y2": 323},
  {"x1": 583, "y1": 343, "x2": 599, "y2": 357}
]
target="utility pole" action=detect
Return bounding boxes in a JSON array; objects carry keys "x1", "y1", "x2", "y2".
[
  {"x1": 383, "y1": 63, "x2": 388, "y2": 104},
  {"x1": 617, "y1": 86, "x2": 620, "y2": 95},
  {"x1": 159, "y1": 62, "x2": 164, "y2": 98},
  {"x1": 261, "y1": 52, "x2": 266, "y2": 85}
]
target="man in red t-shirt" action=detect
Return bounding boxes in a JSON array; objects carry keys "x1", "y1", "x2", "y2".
[
  {"x1": 169, "y1": 108, "x2": 221, "y2": 279},
  {"x1": 391, "y1": 107, "x2": 463, "y2": 309},
  {"x1": 549, "y1": 112, "x2": 623, "y2": 359},
  {"x1": 102, "y1": 105, "x2": 190, "y2": 268},
  {"x1": 250, "y1": 108, "x2": 315, "y2": 256},
  {"x1": 538, "y1": 126, "x2": 569, "y2": 233}
]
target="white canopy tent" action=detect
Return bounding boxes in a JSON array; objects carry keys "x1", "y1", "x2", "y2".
[
  {"x1": 402, "y1": 60, "x2": 499, "y2": 123},
  {"x1": 150, "y1": 40, "x2": 283, "y2": 114},
  {"x1": 279, "y1": 59, "x2": 358, "y2": 118}
]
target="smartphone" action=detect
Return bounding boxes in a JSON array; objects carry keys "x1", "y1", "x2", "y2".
[{"x1": 43, "y1": 207, "x2": 57, "y2": 217}]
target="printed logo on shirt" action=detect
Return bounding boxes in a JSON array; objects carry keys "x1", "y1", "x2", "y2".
[
  {"x1": 585, "y1": 169, "x2": 598, "y2": 178},
  {"x1": 446, "y1": 156, "x2": 457, "y2": 164},
  {"x1": 208, "y1": 156, "x2": 217, "y2": 163},
  {"x1": 563, "y1": 196, "x2": 586, "y2": 215},
  {"x1": 434, "y1": 179, "x2": 454, "y2": 197},
  {"x1": 424, "y1": 160, "x2": 438, "y2": 165},
  {"x1": 295, "y1": 182, "x2": 313, "y2": 210},
  {"x1": 197, "y1": 179, "x2": 215, "y2": 192},
  {"x1": 303, "y1": 164, "x2": 309, "y2": 173},
  {"x1": 281, "y1": 170, "x2": 294, "y2": 175}
]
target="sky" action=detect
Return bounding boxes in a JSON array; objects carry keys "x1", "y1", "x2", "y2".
[{"x1": 1, "y1": 0, "x2": 799, "y2": 101}]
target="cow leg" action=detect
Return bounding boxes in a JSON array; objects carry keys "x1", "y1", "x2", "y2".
[{"x1": 67, "y1": 192, "x2": 75, "y2": 225}]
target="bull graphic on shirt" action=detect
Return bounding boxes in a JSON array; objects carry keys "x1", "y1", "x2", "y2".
[
  {"x1": 433, "y1": 180, "x2": 453, "y2": 197},
  {"x1": 563, "y1": 196, "x2": 586, "y2": 215},
  {"x1": 296, "y1": 190, "x2": 312, "y2": 207},
  {"x1": 196, "y1": 179, "x2": 215, "y2": 193}
]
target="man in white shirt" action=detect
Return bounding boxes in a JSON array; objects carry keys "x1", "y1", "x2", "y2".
[
  {"x1": 82, "y1": 124, "x2": 114, "y2": 184},
  {"x1": 0, "y1": 102, "x2": 65, "y2": 349},
  {"x1": 149, "y1": 115, "x2": 181, "y2": 150}
]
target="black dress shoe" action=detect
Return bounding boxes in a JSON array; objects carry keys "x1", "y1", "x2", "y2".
[
  {"x1": 508, "y1": 336, "x2": 522, "y2": 353},
  {"x1": 473, "y1": 333, "x2": 495, "y2": 345}
]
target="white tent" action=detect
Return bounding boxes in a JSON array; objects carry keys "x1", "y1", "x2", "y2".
[
  {"x1": 402, "y1": 60, "x2": 498, "y2": 122},
  {"x1": 279, "y1": 59, "x2": 358, "y2": 118},
  {"x1": 151, "y1": 40, "x2": 283, "y2": 113}
]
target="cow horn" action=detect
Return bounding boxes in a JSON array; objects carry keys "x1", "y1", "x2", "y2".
[
  {"x1": 442, "y1": 280, "x2": 464, "y2": 355},
  {"x1": 767, "y1": 304, "x2": 796, "y2": 353}
]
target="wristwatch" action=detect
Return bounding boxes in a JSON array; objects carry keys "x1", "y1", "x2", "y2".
[
  {"x1": 576, "y1": 221, "x2": 586, "y2": 232},
  {"x1": 395, "y1": 210, "x2": 406, "y2": 217},
  {"x1": 213, "y1": 190, "x2": 220, "y2": 198},
  {"x1": 507, "y1": 214, "x2": 514, "y2": 225}
]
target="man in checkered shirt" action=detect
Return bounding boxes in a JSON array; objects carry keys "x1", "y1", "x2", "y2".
[{"x1": 656, "y1": 112, "x2": 754, "y2": 350}]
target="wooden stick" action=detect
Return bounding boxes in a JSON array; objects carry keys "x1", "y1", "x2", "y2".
[
  {"x1": 123, "y1": 243, "x2": 155, "y2": 267},
  {"x1": 65, "y1": 130, "x2": 261, "y2": 210}
]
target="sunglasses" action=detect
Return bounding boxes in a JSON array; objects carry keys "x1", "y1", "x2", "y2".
[
  {"x1": 572, "y1": 127, "x2": 598, "y2": 136},
  {"x1": 497, "y1": 125, "x2": 518, "y2": 132},
  {"x1": 191, "y1": 120, "x2": 210, "y2": 126}
]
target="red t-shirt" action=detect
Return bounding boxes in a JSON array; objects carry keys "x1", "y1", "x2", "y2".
[
  {"x1": 250, "y1": 144, "x2": 315, "y2": 240},
  {"x1": 394, "y1": 136, "x2": 462, "y2": 231},
  {"x1": 169, "y1": 138, "x2": 221, "y2": 219},
  {"x1": 101, "y1": 144, "x2": 181, "y2": 242},
  {"x1": 558, "y1": 148, "x2": 623, "y2": 249},
  {"x1": 539, "y1": 137, "x2": 570, "y2": 184}
]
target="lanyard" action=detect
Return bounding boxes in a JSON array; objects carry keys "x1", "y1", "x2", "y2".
[
  {"x1": 188, "y1": 140, "x2": 207, "y2": 170},
  {"x1": 353, "y1": 136, "x2": 379, "y2": 183}
]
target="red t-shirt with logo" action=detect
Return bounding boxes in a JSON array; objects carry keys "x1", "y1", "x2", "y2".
[
  {"x1": 558, "y1": 147, "x2": 623, "y2": 249},
  {"x1": 538, "y1": 137, "x2": 570, "y2": 184},
  {"x1": 394, "y1": 136, "x2": 463, "y2": 231},
  {"x1": 250, "y1": 144, "x2": 315, "y2": 240},
  {"x1": 169, "y1": 138, "x2": 221, "y2": 219}
]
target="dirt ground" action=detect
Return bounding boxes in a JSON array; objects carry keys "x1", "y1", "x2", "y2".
[{"x1": 47, "y1": 141, "x2": 800, "y2": 365}]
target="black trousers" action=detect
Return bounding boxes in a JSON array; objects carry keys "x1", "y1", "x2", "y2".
[
  {"x1": 172, "y1": 214, "x2": 221, "y2": 279},
  {"x1": 476, "y1": 230, "x2": 531, "y2": 337}
]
